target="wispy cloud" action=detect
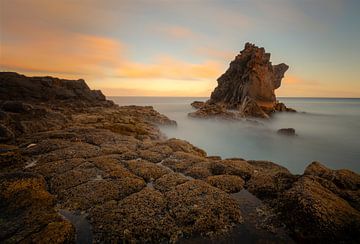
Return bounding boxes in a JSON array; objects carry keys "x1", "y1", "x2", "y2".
[
  {"x1": 119, "y1": 55, "x2": 221, "y2": 80},
  {"x1": 158, "y1": 25, "x2": 199, "y2": 39},
  {"x1": 194, "y1": 47, "x2": 234, "y2": 61}
]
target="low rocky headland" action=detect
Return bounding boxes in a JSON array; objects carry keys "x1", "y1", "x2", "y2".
[
  {"x1": 189, "y1": 43, "x2": 296, "y2": 119},
  {"x1": 1, "y1": 72, "x2": 360, "y2": 243}
]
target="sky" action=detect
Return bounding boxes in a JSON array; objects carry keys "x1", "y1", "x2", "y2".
[{"x1": 1, "y1": 0, "x2": 359, "y2": 97}]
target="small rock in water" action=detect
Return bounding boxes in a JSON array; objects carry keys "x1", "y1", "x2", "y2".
[
  {"x1": 190, "y1": 101, "x2": 205, "y2": 109},
  {"x1": 277, "y1": 128, "x2": 296, "y2": 136}
]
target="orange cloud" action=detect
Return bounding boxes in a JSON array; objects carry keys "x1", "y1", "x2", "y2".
[
  {"x1": 1, "y1": 21, "x2": 222, "y2": 88},
  {"x1": 119, "y1": 55, "x2": 222, "y2": 80},
  {"x1": 1, "y1": 31, "x2": 222, "y2": 81},
  {"x1": 1, "y1": 32, "x2": 123, "y2": 78}
]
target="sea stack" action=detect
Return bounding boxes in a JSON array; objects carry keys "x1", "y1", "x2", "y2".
[{"x1": 189, "y1": 43, "x2": 295, "y2": 119}]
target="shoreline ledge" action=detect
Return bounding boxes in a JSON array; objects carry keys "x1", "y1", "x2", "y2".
[
  {"x1": 189, "y1": 43, "x2": 296, "y2": 120},
  {"x1": 0, "y1": 72, "x2": 359, "y2": 243}
]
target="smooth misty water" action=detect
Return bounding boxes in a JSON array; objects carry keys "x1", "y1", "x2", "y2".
[{"x1": 111, "y1": 97, "x2": 360, "y2": 174}]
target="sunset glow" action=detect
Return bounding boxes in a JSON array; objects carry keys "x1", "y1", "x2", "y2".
[{"x1": 1, "y1": 0, "x2": 359, "y2": 97}]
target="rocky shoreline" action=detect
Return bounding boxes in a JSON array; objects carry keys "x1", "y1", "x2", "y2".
[{"x1": 1, "y1": 72, "x2": 359, "y2": 243}]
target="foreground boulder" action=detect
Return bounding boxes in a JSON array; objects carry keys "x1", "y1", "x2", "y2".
[
  {"x1": 244, "y1": 161, "x2": 360, "y2": 243},
  {"x1": 189, "y1": 43, "x2": 295, "y2": 119},
  {"x1": 0, "y1": 172, "x2": 75, "y2": 243},
  {"x1": 277, "y1": 176, "x2": 360, "y2": 243}
]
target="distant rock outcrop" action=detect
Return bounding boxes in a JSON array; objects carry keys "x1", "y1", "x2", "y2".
[
  {"x1": 0, "y1": 72, "x2": 107, "y2": 103},
  {"x1": 189, "y1": 43, "x2": 295, "y2": 119}
]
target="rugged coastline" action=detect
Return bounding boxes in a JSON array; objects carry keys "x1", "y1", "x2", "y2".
[{"x1": 1, "y1": 72, "x2": 360, "y2": 243}]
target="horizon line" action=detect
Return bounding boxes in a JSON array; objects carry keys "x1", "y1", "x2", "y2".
[{"x1": 106, "y1": 95, "x2": 360, "y2": 99}]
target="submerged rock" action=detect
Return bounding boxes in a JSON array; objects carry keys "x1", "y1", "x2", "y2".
[
  {"x1": 190, "y1": 101, "x2": 205, "y2": 109},
  {"x1": 277, "y1": 128, "x2": 296, "y2": 136},
  {"x1": 189, "y1": 43, "x2": 295, "y2": 119},
  {"x1": 188, "y1": 103, "x2": 239, "y2": 120},
  {"x1": 274, "y1": 102, "x2": 296, "y2": 112}
]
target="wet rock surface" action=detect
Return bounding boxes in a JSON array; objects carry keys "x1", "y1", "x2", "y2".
[
  {"x1": 1, "y1": 72, "x2": 359, "y2": 243},
  {"x1": 189, "y1": 43, "x2": 295, "y2": 119}
]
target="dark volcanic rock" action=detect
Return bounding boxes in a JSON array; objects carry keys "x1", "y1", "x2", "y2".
[
  {"x1": 0, "y1": 72, "x2": 106, "y2": 103},
  {"x1": 277, "y1": 128, "x2": 296, "y2": 136},
  {"x1": 0, "y1": 124, "x2": 14, "y2": 142},
  {"x1": 190, "y1": 101, "x2": 205, "y2": 109},
  {"x1": 274, "y1": 102, "x2": 296, "y2": 112},
  {"x1": 189, "y1": 43, "x2": 295, "y2": 119},
  {"x1": 1, "y1": 101, "x2": 33, "y2": 113},
  {"x1": 188, "y1": 103, "x2": 239, "y2": 120}
]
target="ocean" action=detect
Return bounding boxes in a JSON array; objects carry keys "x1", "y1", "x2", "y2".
[{"x1": 110, "y1": 97, "x2": 360, "y2": 174}]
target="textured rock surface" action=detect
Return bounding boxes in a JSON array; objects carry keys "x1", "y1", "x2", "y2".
[
  {"x1": 189, "y1": 43, "x2": 295, "y2": 119},
  {"x1": 1, "y1": 72, "x2": 359, "y2": 243},
  {"x1": 190, "y1": 101, "x2": 205, "y2": 109},
  {"x1": 0, "y1": 172, "x2": 76, "y2": 243},
  {"x1": 165, "y1": 180, "x2": 243, "y2": 236},
  {"x1": 277, "y1": 176, "x2": 360, "y2": 243},
  {"x1": 188, "y1": 103, "x2": 240, "y2": 120},
  {"x1": 206, "y1": 175, "x2": 245, "y2": 193}
]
